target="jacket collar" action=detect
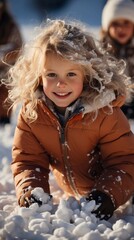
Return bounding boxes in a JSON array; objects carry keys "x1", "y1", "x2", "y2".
[{"x1": 37, "y1": 88, "x2": 125, "y2": 117}]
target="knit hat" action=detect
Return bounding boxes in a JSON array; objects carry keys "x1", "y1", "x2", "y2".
[{"x1": 102, "y1": 0, "x2": 134, "y2": 31}]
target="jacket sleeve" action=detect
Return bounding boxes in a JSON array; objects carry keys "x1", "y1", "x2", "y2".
[
  {"x1": 11, "y1": 110, "x2": 50, "y2": 204},
  {"x1": 94, "y1": 107, "x2": 134, "y2": 208}
]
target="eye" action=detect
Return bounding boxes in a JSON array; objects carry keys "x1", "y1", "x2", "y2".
[
  {"x1": 111, "y1": 22, "x2": 119, "y2": 27},
  {"x1": 67, "y1": 72, "x2": 77, "y2": 77},
  {"x1": 124, "y1": 20, "x2": 132, "y2": 26},
  {"x1": 46, "y1": 73, "x2": 57, "y2": 78}
]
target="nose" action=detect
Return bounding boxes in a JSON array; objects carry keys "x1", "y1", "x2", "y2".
[
  {"x1": 118, "y1": 25, "x2": 124, "y2": 30},
  {"x1": 57, "y1": 79, "x2": 66, "y2": 88}
]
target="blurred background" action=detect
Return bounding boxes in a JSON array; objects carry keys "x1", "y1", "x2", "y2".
[{"x1": 8, "y1": 0, "x2": 107, "y2": 41}]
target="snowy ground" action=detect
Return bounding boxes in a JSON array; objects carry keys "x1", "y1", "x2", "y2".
[{"x1": 0, "y1": 108, "x2": 134, "y2": 240}]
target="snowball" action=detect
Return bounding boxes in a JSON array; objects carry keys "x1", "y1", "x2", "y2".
[
  {"x1": 81, "y1": 200, "x2": 96, "y2": 213},
  {"x1": 74, "y1": 217, "x2": 84, "y2": 225},
  {"x1": 52, "y1": 219, "x2": 75, "y2": 232},
  {"x1": 29, "y1": 219, "x2": 50, "y2": 233},
  {"x1": 108, "y1": 228, "x2": 130, "y2": 240},
  {"x1": 55, "y1": 199, "x2": 73, "y2": 222},
  {"x1": 40, "y1": 212, "x2": 51, "y2": 222},
  {"x1": 6, "y1": 215, "x2": 25, "y2": 229},
  {"x1": 37, "y1": 203, "x2": 52, "y2": 212},
  {"x1": 78, "y1": 229, "x2": 103, "y2": 240},
  {"x1": 123, "y1": 222, "x2": 134, "y2": 235},
  {"x1": 18, "y1": 205, "x2": 37, "y2": 218},
  {"x1": 97, "y1": 223, "x2": 107, "y2": 233},
  {"x1": 73, "y1": 222, "x2": 91, "y2": 237},
  {"x1": 67, "y1": 196, "x2": 80, "y2": 210},
  {"x1": 113, "y1": 219, "x2": 126, "y2": 231},
  {"x1": 31, "y1": 187, "x2": 51, "y2": 204},
  {"x1": 54, "y1": 227, "x2": 74, "y2": 239}
]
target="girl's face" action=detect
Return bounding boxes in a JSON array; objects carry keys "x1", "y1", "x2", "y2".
[
  {"x1": 109, "y1": 18, "x2": 134, "y2": 45},
  {"x1": 42, "y1": 52, "x2": 84, "y2": 112}
]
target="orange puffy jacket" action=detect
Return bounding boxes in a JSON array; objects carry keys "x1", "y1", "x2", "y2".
[{"x1": 12, "y1": 95, "x2": 134, "y2": 208}]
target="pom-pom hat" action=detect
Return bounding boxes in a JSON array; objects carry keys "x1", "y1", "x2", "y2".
[{"x1": 102, "y1": 0, "x2": 134, "y2": 31}]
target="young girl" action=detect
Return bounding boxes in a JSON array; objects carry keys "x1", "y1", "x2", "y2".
[
  {"x1": 7, "y1": 19, "x2": 134, "y2": 220},
  {"x1": 100, "y1": 0, "x2": 134, "y2": 119}
]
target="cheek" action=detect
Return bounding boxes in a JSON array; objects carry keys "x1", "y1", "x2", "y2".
[
  {"x1": 42, "y1": 80, "x2": 50, "y2": 93},
  {"x1": 127, "y1": 27, "x2": 134, "y2": 37},
  {"x1": 109, "y1": 28, "x2": 116, "y2": 37},
  {"x1": 74, "y1": 81, "x2": 83, "y2": 94},
  {"x1": 42, "y1": 79, "x2": 50, "y2": 89}
]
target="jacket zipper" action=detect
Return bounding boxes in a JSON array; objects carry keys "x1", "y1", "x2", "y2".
[{"x1": 60, "y1": 125, "x2": 80, "y2": 197}]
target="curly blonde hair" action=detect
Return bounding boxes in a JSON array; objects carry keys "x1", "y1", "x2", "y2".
[{"x1": 5, "y1": 19, "x2": 131, "y2": 121}]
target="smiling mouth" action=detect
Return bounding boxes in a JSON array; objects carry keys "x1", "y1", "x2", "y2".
[
  {"x1": 53, "y1": 92, "x2": 71, "y2": 97},
  {"x1": 118, "y1": 34, "x2": 127, "y2": 38}
]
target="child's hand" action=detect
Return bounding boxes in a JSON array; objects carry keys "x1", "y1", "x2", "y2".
[
  {"x1": 19, "y1": 187, "x2": 52, "y2": 208},
  {"x1": 19, "y1": 189, "x2": 42, "y2": 207},
  {"x1": 86, "y1": 190, "x2": 115, "y2": 220}
]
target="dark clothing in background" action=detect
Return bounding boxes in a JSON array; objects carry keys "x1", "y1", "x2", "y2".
[
  {"x1": 0, "y1": 4, "x2": 23, "y2": 124},
  {"x1": 101, "y1": 35, "x2": 134, "y2": 119}
]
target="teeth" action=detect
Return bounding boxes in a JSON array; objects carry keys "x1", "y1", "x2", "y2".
[{"x1": 56, "y1": 93, "x2": 68, "y2": 96}]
